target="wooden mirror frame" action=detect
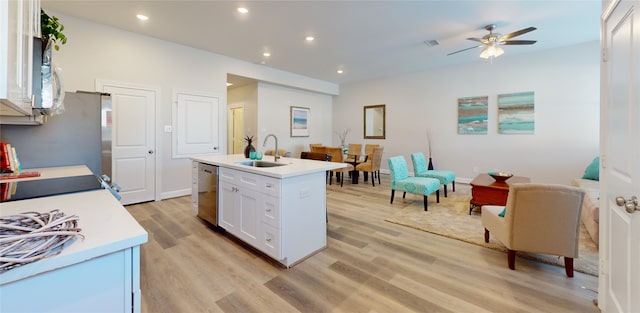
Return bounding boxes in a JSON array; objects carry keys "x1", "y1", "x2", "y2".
[{"x1": 363, "y1": 104, "x2": 386, "y2": 139}]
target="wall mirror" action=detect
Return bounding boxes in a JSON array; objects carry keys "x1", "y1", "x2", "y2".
[{"x1": 364, "y1": 104, "x2": 386, "y2": 139}]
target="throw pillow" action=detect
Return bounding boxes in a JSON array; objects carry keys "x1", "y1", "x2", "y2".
[
  {"x1": 582, "y1": 157, "x2": 600, "y2": 181},
  {"x1": 498, "y1": 207, "x2": 506, "y2": 217}
]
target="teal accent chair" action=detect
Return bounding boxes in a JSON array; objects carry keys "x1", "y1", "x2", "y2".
[
  {"x1": 411, "y1": 152, "x2": 456, "y2": 197},
  {"x1": 388, "y1": 156, "x2": 440, "y2": 211}
]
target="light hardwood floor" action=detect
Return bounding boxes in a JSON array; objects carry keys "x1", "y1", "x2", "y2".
[{"x1": 126, "y1": 173, "x2": 599, "y2": 313}]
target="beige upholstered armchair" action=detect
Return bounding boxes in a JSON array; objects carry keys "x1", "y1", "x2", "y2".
[{"x1": 482, "y1": 183, "x2": 585, "y2": 277}]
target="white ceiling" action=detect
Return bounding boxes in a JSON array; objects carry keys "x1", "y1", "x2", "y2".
[{"x1": 41, "y1": 1, "x2": 601, "y2": 85}]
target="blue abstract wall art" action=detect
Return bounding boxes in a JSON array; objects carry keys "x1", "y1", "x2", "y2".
[
  {"x1": 458, "y1": 96, "x2": 488, "y2": 134},
  {"x1": 498, "y1": 91, "x2": 535, "y2": 134}
]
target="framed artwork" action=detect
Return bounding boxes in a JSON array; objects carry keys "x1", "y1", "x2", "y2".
[
  {"x1": 457, "y1": 96, "x2": 488, "y2": 134},
  {"x1": 290, "y1": 106, "x2": 310, "y2": 137},
  {"x1": 498, "y1": 91, "x2": 535, "y2": 134}
]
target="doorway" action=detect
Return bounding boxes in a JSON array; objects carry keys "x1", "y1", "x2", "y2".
[{"x1": 228, "y1": 106, "x2": 244, "y2": 154}]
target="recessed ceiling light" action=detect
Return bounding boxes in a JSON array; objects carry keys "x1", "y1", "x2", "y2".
[
  {"x1": 237, "y1": 7, "x2": 248, "y2": 14},
  {"x1": 337, "y1": 69, "x2": 344, "y2": 74},
  {"x1": 136, "y1": 14, "x2": 149, "y2": 21},
  {"x1": 263, "y1": 52, "x2": 271, "y2": 57},
  {"x1": 305, "y1": 36, "x2": 315, "y2": 42}
]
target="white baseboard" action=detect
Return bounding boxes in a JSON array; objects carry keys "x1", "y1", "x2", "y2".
[{"x1": 161, "y1": 188, "x2": 191, "y2": 200}]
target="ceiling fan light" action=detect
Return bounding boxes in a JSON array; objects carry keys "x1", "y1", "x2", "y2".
[
  {"x1": 479, "y1": 44, "x2": 504, "y2": 59},
  {"x1": 479, "y1": 47, "x2": 491, "y2": 59}
]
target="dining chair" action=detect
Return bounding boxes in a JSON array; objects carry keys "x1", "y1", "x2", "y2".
[
  {"x1": 309, "y1": 144, "x2": 323, "y2": 152},
  {"x1": 364, "y1": 144, "x2": 379, "y2": 154},
  {"x1": 388, "y1": 156, "x2": 440, "y2": 211},
  {"x1": 355, "y1": 146, "x2": 384, "y2": 186},
  {"x1": 482, "y1": 183, "x2": 585, "y2": 277},
  {"x1": 264, "y1": 149, "x2": 287, "y2": 157},
  {"x1": 300, "y1": 151, "x2": 332, "y2": 184},
  {"x1": 345, "y1": 143, "x2": 363, "y2": 163},
  {"x1": 325, "y1": 146, "x2": 353, "y2": 187}
]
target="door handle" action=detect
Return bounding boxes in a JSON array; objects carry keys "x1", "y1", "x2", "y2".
[
  {"x1": 616, "y1": 196, "x2": 639, "y2": 213},
  {"x1": 148, "y1": 150, "x2": 154, "y2": 154}
]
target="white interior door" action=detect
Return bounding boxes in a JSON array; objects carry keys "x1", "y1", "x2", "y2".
[
  {"x1": 602, "y1": 1, "x2": 640, "y2": 312},
  {"x1": 227, "y1": 106, "x2": 244, "y2": 154},
  {"x1": 232, "y1": 107, "x2": 244, "y2": 154},
  {"x1": 98, "y1": 81, "x2": 157, "y2": 205}
]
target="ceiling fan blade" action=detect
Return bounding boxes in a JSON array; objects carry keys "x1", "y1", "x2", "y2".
[
  {"x1": 466, "y1": 37, "x2": 485, "y2": 43},
  {"x1": 501, "y1": 40, "x2": 537, "y2": 45},
  {"x1": 447, "y1": 45, "x2": 482, "y2": 56},
  {"x1": 500, "y1": 27, "x2": 537, "y2": 40}
]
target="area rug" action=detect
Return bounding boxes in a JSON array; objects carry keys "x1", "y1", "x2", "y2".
[{"x1": 384, "y1": 184, "x2": 599, "y2": 276}]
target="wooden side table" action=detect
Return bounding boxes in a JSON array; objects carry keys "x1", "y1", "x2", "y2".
[{"x1": 469, "y1": 173, "x2": 530, "y2": 214}]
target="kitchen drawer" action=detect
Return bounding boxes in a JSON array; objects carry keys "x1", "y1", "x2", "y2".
[
  {"x1": 218, "y1": 167, "x2": 238, "y2": 184},
  {"x1": 237, "y1": 171, "x2": 260, "y2": 190},
  {"x1": 260, "y1": 223, "x2": 281, "y2": 259},
  {"x1": 261, "y1": 195, "x2": 280, "y2": 228},
  {"x1": 261, "y1": 176, "x2": 280, "y2": 196}
]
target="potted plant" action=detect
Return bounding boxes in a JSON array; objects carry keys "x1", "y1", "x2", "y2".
[
  {"x1": 335, "y1": 128, "x2": 351, "y2": 154},
  {"x1": 426, "y1": 129, "x2": 434, "y2": 170},
  {"x1": 243, "y1": 135, "x2": 255, "y2": 158},
  {"x1": 41, "y1": 9, "x2": 67, "y2": 52}
]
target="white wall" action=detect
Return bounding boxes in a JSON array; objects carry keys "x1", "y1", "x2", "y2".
[
  {"x1": 257, "y1": 82, "x2": 334, "y2": 158},
  {"x1": 333, "y1": 41, "x2": 600, "y2": 184},
  {"x1": 45, "y1": 12, "x2": 338, "y2": 199}
]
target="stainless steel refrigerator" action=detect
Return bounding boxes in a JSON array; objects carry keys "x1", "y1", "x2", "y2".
[{"x1": 0, "y1": 91, "x2": 112, "y2": 177}]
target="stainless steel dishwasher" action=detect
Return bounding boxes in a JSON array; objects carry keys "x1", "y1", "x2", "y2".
[{"x1": 197, "y1": 163, "x2": 219, "y2": 227}]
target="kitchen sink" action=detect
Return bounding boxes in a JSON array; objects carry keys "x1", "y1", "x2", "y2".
[{"x1": 235, "y1": 160, "x2": 287, "y2": 168}]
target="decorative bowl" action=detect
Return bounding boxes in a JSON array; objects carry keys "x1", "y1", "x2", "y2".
[{"x1": 488, "y1": 171, "x2": 513, "y2": 182}]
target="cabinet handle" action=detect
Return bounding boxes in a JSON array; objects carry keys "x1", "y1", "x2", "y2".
[
  {"x1": 266, "y1": 184, "x2": 273, "y2": 188},
  {"x1": 266, "y1": 208, "x2": 272, "y2": 212},
  {"x1": 266, "y1": 238, "x2": 272, "y2": 242}
]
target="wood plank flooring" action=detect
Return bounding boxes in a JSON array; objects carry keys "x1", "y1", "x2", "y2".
[{"x1": 125, "y1": 174, "x2": 599, "y2": 313}]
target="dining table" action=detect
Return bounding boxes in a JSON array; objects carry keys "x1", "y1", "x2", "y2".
[{"x1": 344, "y1": 154, "x2": 368, "y2": 184}]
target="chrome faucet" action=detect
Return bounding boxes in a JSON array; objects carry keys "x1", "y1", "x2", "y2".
[{"x1": 263, "y1": 134, "x2": 279, "y2": 161}]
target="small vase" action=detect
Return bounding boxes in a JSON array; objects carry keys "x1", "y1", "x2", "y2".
[
  {"x1": 244, "y1": 144, "x2": 256, "y2": 158},
  {"x1": 428, "y1": 157, "x2": 434, "y2": 170}
]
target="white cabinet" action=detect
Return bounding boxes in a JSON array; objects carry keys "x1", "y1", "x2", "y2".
[
  {"x1": 219, "y1": 167, "x2": 272, "y2": 250},
  {"x1": 0, "y1": 0, "x2": 39, "y2": 116},
  {"x1": 1, "y1": 247, "x2": 141, "y2": 313},
  {"x1": 216, "y1": 165, "x2": 328, "y2": 266},
  {"x1": 191, "y1": 161, "x2": 198, "y2": 211}
]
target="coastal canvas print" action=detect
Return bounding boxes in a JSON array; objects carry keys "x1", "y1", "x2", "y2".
[
  {"x1": 498, "y1": 91, "x2": 535, "y2": 134},
  {"x1": 458, "y1": 96, "x2": 488, "y2": 134},
  {"x1": 290, "y1": 106, "x2": 310, "y2": 137}
]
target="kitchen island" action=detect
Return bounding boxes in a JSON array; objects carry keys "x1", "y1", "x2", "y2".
[
  {"x1": 0, "y1": 188, "x2": 148, "y2": 312},
  {"x1": 191, "y1": 154, "x2": 345, "y2": 267}
]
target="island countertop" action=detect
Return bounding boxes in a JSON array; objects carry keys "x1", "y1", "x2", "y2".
[{"x1": 191, "y1": 154, "x2": 346, "y2": 178}]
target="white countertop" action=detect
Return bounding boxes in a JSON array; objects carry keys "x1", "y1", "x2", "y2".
[
  {"x1": 3, "y1": 165, "x2": 94, "y2": 182},
  {"x1": 191, "y1": 154, "x2": 346, "y2": 178},
  {"x1": 0, "y1": 189, "x2": 148, "y2": 285}
]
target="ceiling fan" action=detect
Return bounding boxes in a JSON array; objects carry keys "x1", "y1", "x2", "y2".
[{"x1": 448, "y1": 24, "x2": 537, "y2": 59}]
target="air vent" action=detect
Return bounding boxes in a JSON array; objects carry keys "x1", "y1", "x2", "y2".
[{"x1": 424, "y1": 40, "x2": 440, "y2": 47}]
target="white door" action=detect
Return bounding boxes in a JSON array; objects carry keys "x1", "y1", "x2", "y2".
[
  {"x1": 98, "y1": 81, "x2": 157, "y2": 205},
  {"x1": 173, "y1": 91, "x2": 220, "y2": 157},
  {"x1": 601, "y1": 1, "x2": 640, "y2": 312},
  {"x1": 228, "y1": 106, "x2": 244, "y2": 154}
]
